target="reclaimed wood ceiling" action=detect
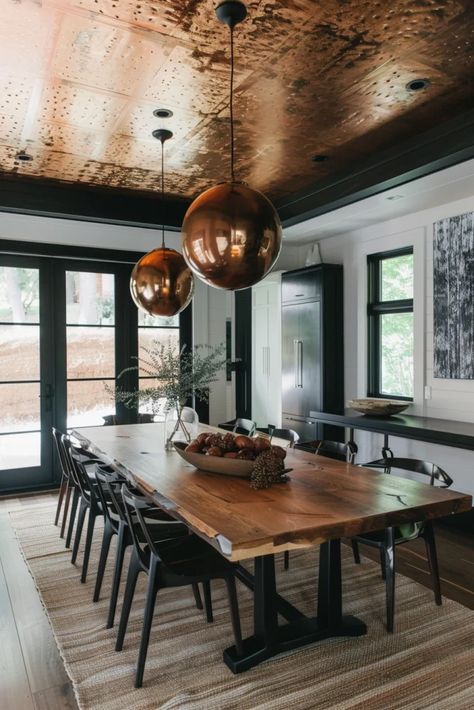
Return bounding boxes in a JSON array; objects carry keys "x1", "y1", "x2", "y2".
[{"x1": 0, "y1": 0, "x2": 474, "y2": 209}]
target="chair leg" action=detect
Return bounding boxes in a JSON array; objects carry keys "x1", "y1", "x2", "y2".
[
  {"x1": 71, "y1": 500, "x2": 87, "y2": 564},
  {"x1": 284, "y1": 550, "x2": 290, "y2": 570},
  {"x1": 93, "y1": 520, "x2": 114, "y2": 601},
  {"x1": 60, "y1": 483, "x2": 72, "y2": 539},
  {"x1": 81, "y1": 508, "x2": 98, "y2": 583},
  {"x1": 191, "y1": 583, "x2": 203, "y2": 610},
  {"x1": 116, "y1": 551, "x2": 141, "y2": 651},
  {"x1": 203, "y1": 580, "x2": 213, "y2": 623},
  {"x1": 54, "y1": 474, "x2": 66, "y2": 527},
  {"x1": 384, "y1": 528, "x2": 396, "y2": 632},
  {"x1": 135, "y1": 558, "x2": 160, "y2": 688},
  {"x1": 423, "y1": 521, "x2": 442, "y2": 606},
  {"x1": 351, "y1": 539, "x2": 361, "y2": 564},
  {"x1": 107, "y1": 524, "x2": 127, "y2": 629},
  {"x1": 379, "y1": 546, "x2": 387, "y2": 580},
  {"x1": 65, "y1": 486, "x2": 79, "y2": 548},
  {"x1": 225, "y1": 575, "x2": 243, "y2": 658}
]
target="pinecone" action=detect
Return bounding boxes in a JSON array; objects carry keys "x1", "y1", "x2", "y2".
[{"x1": 250, "y1": 450, "x2": 290, "y2": 489}]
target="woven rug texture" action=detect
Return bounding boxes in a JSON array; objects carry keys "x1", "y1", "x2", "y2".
[{"x1": 9, "y1": 499, "x2": 474, "y2": 710}]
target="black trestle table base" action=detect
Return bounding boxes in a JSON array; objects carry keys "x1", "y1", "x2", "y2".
[{"x1": 224, "y1": 539, "x2": 367, "y2": 673}]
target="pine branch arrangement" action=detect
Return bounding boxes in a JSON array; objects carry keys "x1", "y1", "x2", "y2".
[{"x1": 109, "y1": 339, "x2": 227, "y2": 416}]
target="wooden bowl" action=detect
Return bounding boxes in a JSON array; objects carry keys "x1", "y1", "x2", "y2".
[
  {"x1": 348, "y1": 398, "x2": 409, "y2": 417},
  {"x1": 173, "y1": 442, "x2": 254, "y2": 478}
]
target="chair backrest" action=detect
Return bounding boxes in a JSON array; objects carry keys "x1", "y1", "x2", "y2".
[
  {"x1": 268, "y1": 426, "x2": 300, "y2": 448},
  {"x1": 95, "y1": 464, "x2": 125, "y2": 527},
  {"x1": 233, "y1": 418, "x2": 256, "y2": 436},
  {"x1": 360, "y1": 457, "x2": 453, "y2": 488},
  {"x1": 52, "y1": 427, "x2": 71, "y2": 479},
  {"x1": 180, "y1": 407, "x2": 198, "y2": 424},
  {"x1": 315, "y1": 440, "x2": 357, "y2": 464},
  {"x1": 67, "y1": 440, "x2": 97, "y2": 504},
  {"x1": 121, "y1": 485, "x2": 161, "y2": 568}
]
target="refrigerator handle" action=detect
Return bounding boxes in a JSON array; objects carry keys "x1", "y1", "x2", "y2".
[
  {"x1": 298, "y1": 340, "x2": 303, "y2": 388},
  {"x1": 293, "y1": 339, "x2": 298, "y2": 388}
]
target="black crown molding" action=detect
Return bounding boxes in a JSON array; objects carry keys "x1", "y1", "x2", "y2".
[
  {"x1": 276, "y1": 107, "x2": 474, "y2": 227},
  {"x1": 0, "y1": 174, "x2": 190, "y2": 231}
]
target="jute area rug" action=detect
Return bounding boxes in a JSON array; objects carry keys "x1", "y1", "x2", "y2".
[{"x1": 9, "y1": 498, "x2": 474, "y2": 710}]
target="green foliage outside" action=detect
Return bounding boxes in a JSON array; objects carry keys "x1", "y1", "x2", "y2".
[{"x1": 379, "y1": 254, "x2": 414, "y2": 398}]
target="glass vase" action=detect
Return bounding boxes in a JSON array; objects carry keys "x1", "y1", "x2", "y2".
[{"x1": 165, "y1": 405, "x2": 199, "y2": 451}]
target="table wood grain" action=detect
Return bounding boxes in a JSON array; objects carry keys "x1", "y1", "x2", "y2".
[{"x1": 73, "y1": 424, "x2": 472, "y2": 562}]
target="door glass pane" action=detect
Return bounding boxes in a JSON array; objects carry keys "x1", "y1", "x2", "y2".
[
  {"x1": 138, "y1": 312, "x2": 179, "y2": 327},
  {"x1": 67, "y1": 379, "x2": 115, "y2": 428},
  {"x1": 67, "y1": 327, "x2": 115, "y2": 378},
  {"x1": 66, "y1": 271, "x2": 115, "y2": 325},
  {"x1": 139, "y1": 378, "x2": 167, "y2": 418},
  {"x1": 380, "y1": 312, "x2": 414, "y2": 398},
  {"x1": 381, "y1": 254, "x2": 413, "y2": 301},
  {"x1": 0, "y1": 266, "x2": 39, "y2": 323},
  {"x1": 0, "y1": 325, "x2": 40, "y2": 381},
  {"x1": 0, "y1": 382, "x2": 40, "y2": 433},
  {"x1": 138, "y1": 328, "x2": 179, "y2": 376},
  {"x1": 0, "y1": 432, "x2": 40, "y2": 470}
]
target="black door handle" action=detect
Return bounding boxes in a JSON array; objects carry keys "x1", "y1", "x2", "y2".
[{"x1": 39, "y1": 384, "x2": 54, "y2": 412}]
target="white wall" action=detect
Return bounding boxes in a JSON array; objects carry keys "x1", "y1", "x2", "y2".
[{"x1": 281, "y1": 194, "x2": 474, "y2": 497}]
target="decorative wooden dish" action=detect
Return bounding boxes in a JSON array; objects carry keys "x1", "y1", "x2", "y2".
[
  {"x1": 348, "y1": 398, "x2": 409, "y2": 417},
  {"x1": 173, "y1": 441, "x2": 254, "y2": 478}
]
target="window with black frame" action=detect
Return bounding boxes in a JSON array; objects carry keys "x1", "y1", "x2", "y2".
[{"x1": 367, "y1": 248, "x2": 414, "y2": 401}]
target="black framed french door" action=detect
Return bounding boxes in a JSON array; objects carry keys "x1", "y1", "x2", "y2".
[
  {"x1": 0, "y1": 240, "x2": 193, "y2": 494},
  {"x1": 0, "y1": 254, "x2": 55, "y2": 492}
]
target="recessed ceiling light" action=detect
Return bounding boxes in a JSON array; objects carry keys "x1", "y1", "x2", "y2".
[
  {"x1": 153, "y1": 108, "x2": 173, "y2": 119},
  {"x1": 312, "y1": 154, "x2": 329, "y2": 163},
  {"x1": 406, "y1": 78, "x2": 430, "y2": 92},
  {"x1": 386, "y1": 194, "x2": 404, "y2": 201},
  {"x1": 15, "y1": 150, "x2": 33, "y2": 162}
]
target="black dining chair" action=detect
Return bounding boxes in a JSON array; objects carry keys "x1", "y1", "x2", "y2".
[
  {"x1": 93, "y1": 465, "x2": 193, "y2": 628},
  {"x1": 218, "y1": 417, "x2": 257, "y2": 436},
  {"x1": 116, "y1": 485, "x2": 243, "y2": 688},
  {"x1": 268, "y1": 426, "x2": 300, "y2": 447},
  {"x1": 295, "y1": 439, "x2": 357, "y2": 463},
  {"x1": 65, "y1": 440, "x2": 111, "y2": 583},
  {"x1": 52, "y1": 427, "x2": 74, "y2": 537},
  {"x1": 351, "y1": 457, "x2": 452, "y2": 632},
  {"x1": 52, "y1": 429, "x2": 103, "y2": 544}
]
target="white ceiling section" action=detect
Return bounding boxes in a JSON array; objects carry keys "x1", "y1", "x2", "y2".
[{"x1": 283, "y1": 158, "x2": 474, "y2": 244}]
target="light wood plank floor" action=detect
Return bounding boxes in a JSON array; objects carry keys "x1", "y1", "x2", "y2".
[{"x1": 0, "y1": 492, "x2": 473, "y2": 710}]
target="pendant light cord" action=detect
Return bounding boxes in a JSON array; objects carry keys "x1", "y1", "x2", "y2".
[
  {"x1": 230, "y1": 25, "x2": 235, "y2": 183},
  {"x1": 161, "y1": 138, "x2": 165, "y2": 250}
]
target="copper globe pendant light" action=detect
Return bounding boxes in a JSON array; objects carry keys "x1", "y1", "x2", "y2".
[
  {"x1": 130, "y1": 130, "x2": 194, "y2": 317},
  {"x1": 181, "y1": 1, "x2": 282, "y2": 291}
]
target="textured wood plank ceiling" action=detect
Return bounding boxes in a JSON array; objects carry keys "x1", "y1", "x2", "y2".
[{"x1": 0, "y1": 0, "x2": 473, "y2": 205}]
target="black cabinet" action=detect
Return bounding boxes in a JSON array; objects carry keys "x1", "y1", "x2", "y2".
[{"x1": 281, "y1": 264, "x2": 343, "y2": 443}]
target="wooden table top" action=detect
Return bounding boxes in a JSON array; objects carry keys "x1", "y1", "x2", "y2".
[{"x1": 74, "y1": 424, "x2": 472, "y2": 561}]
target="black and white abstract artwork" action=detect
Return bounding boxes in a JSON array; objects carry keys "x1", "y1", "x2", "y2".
[{"x1": 433, "y1": 211, "x2": 474, "y2": 379}]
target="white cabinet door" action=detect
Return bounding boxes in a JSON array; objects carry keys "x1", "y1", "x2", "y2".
[
  {"x1": 252, "y1": 302, "x2": 269, "y2": 427},
  {"x1": 251, "y1": 278, "x2": 282, "y2": 428}
]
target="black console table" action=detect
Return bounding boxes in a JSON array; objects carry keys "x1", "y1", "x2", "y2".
[{"x1": 309, "y1": 410, "x2": 474, "y2": 453}]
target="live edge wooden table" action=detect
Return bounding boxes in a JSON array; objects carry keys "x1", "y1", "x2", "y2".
[{"x1": 74, "y1": 423, "x2": 472, "y2": 674}]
